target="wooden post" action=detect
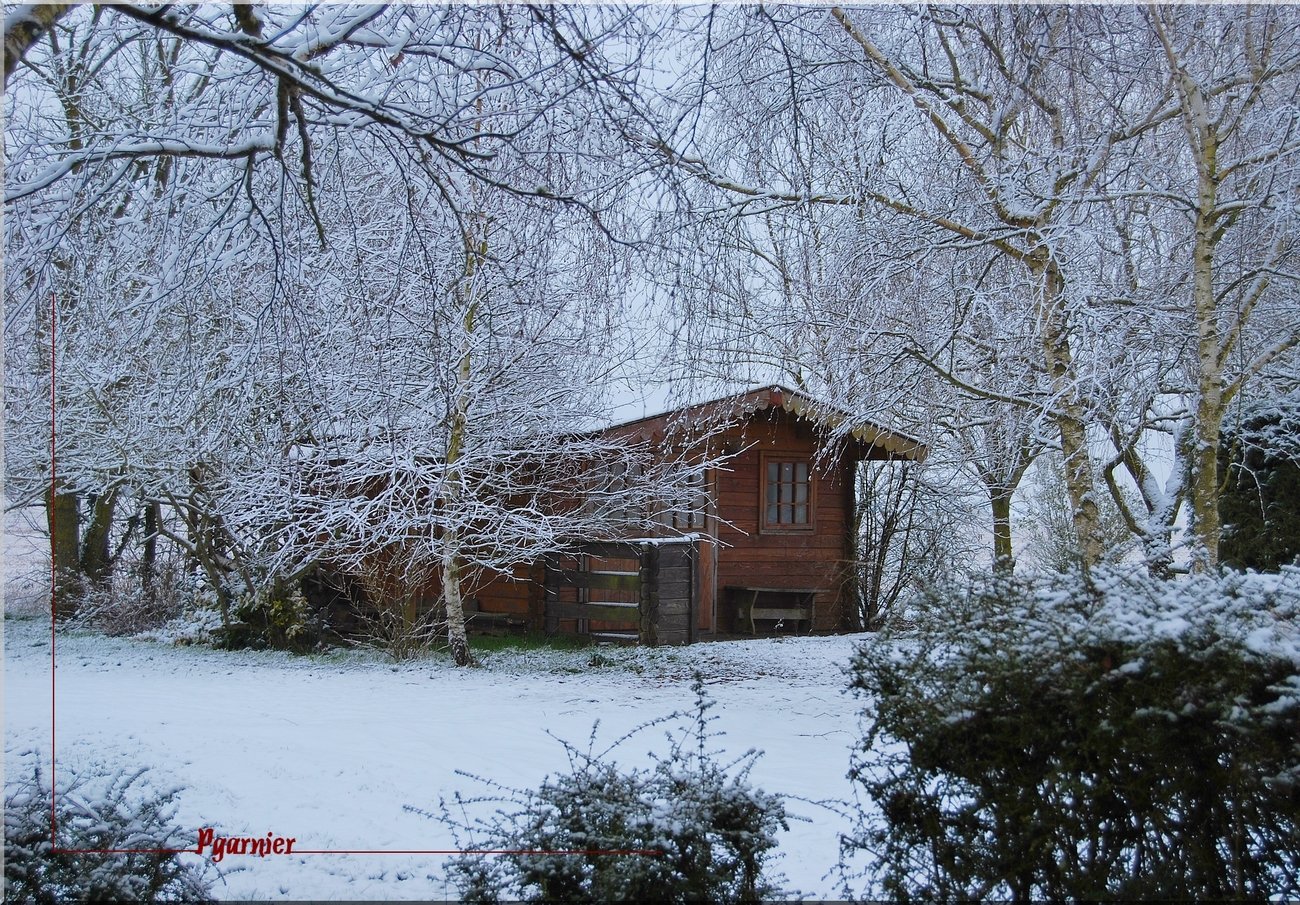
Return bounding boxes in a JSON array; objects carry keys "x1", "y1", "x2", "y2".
[
  {"x1": 639, "y1": 543, "x2": 659, "y2": 646},
  {"x1": 688, "y1": 537, "x2": 698, "y2": 644},
  {"x1": 527, "y1": 561, "x2": 545, "y2": 633}
]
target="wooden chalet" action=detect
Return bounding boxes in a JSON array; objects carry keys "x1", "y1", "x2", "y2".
[{"x1": 462, "y1": 385, "x2": 926, "y2": 644}]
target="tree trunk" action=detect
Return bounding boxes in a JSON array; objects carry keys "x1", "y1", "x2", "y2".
[
  {"x1": 1157, "y1": 14, "x2": 1229, "y2": 573},
  {"x1": 1142, "y1": 534, "x2": 1176, "y2": 581},
  {"x1": 438, "y1": 225, "x2": 486, "y2": 668},
  {"x1": 1190, "y1": 390, "x2": 1224, "y2": 572},
  {"x1": 1188, "y1": 132, "x2": 1223, "y2": 572},
  {"x1": 142, "y1": 498, "x2": 160, "y2": 601},
  {"x1": 47, "y1": 486, "x2": 81, "y2": 618},
  {"x1": 843, "y1": 469, "x2": 864, "y2": 631},
  {"x1": 79, "y1": 488, "x2": 117, "y2": 585},
  {"x1": 441, "y1": 541, "x2": 474, "y2": 667},
  {"x1": 991, "y1": 487, "x2": 1014, "y2": 573},
  {"x1": 2, "y1": 4, "x2": 73, "y2": 88},
  {"x1": 188, "y1": 529, "x2": 233, "y2": 640},
  {"x1": 1036, "y1": 257, "x2": 1105, "y2": 572}
]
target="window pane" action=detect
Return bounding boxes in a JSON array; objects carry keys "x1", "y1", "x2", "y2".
[{"x1": 764, "y1": 459, "x2": 814, "y2": 527}]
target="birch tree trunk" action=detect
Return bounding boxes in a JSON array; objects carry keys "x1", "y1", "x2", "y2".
[
  {"x1": 1034, "y1": 257, "x2": 1106, "y2": 571},
  {"x1": 1162, "y1": 16, "x2": 1227, "y2": 573},
  {"x1": 440, "y1": 235, "x2": 485, "y2": 669},
  {"x1": 1151, "y1": 8, "x2": 1300, "y2": 571},
  {"x1": 1189, "y1": 191, "x2": 1224, "y2": 572}
]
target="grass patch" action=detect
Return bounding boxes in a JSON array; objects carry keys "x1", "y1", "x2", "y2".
[{"x1": 469, "y1": 632, "x2": 594, "y2": 654}]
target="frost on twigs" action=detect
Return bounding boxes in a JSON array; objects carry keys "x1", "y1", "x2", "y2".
[
  {"x1": 3, "y1": 755, "x2": 214, "y2": 903},
  {"x1": 67, "y1": 564, "x2": 196, "y2": 639},
  {"x1": 843, "y1": 566, "x2": 1300, "y2": 901},
  {"x1": 423, "y1": 674, "x2": 790, "y2": 904}
]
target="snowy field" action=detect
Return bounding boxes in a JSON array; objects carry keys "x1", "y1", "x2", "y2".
[{"x1": 4, "y1": 608, "x2": 875, "y2": 900}]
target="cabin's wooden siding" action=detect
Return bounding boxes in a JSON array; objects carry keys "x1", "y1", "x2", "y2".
[
  {"x1": 708, "y1": 410, "x2": 854, "y2": 633},
  {"x1": 470, "y1": 567, "x2": 533, "y2": 618},
  {"x1": 695, "y1": 534, "x2": 717, "y2": 634},
  {"x1": 465, "y1": 405, "x2": 857, "y2": 637}
]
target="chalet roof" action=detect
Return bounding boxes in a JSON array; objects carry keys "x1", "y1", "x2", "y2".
[{"x1": 603, "y1": 385, "x2": 928, "y2": 462}]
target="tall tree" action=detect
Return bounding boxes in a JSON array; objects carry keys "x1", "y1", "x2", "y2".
[
  {"x1": 6, "y1": 5, "x2": 712, "y2": 661},
  {"x1": 1143, "y1": 6, "x2": 1300, "y2": 569},
  {"x1": 660, "y1": 4, "x2": 1300, "y2": 573}
]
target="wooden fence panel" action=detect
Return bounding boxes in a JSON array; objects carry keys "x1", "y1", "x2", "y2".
[{"x1": 543, "y1": 539, "x2": 698, "y2": 645}]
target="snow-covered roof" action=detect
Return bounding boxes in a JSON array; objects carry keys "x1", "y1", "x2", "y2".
[{"x1": 602, "y1": 384, "x2": 928, "y2": 462}]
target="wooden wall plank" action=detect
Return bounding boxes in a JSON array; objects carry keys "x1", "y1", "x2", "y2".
[
  {"x1": 551, "y1": 570, "x2": 641, "y2": 592},
  {"x1": 551, "y1": 603, "x2": 641, "y2": 623}
]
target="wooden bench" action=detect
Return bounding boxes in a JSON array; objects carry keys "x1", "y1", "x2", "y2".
[
  {"x1": 462, "y1": 597, "x2": 528, "y2": 636},
  {"x1": 726, "y1": 587, "x2": 819, "y2": 635}
]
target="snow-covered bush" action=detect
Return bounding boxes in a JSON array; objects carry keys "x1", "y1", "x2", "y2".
[
  {"x1": 431, "y1": 676, "x2": 789, "y2": 903},
  {"x1": 844, "y1": 567, "x2": 1300, "y2": 900},
  {"x1": 1221, "y1": 386, "x2": 1300, "y2": 571},
  {"x1": 220, "y1": 584, "x2": 323, "y2": 654},
  {"x1": 133, "y1": 605, "x2": 225, "y2": 647},
  {"x1": 69, "y1": 564, "x2": 191, "y2": 637},
  {"x1": 4, "y1": 761, "x2": 213, "y2": 902}
]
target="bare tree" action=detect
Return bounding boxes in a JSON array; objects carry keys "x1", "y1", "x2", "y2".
[
  {"x1": 657, "y1": 5, "x2": 1300, "y2": 575},
  {"x1": 1143, "y1": 7, "x2": 1300, "y2": 570},
  {"x1": 4, "y1": 5, "x2": 703, "y2": 658},
  {"x1": 233, "y1": 178, "x2": 715, "y2": 665}
]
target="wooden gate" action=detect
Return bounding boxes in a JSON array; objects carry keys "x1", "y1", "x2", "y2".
[{"x1": 543, "y1": 539, "x2": 697, "y2": 645}]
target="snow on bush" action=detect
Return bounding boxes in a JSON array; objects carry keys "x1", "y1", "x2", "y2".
[
  {"x1": 1221, "y1": 386, "x2": 1300, "y2": 571},
  {"x1": 67, "y1": 570, "x2": 178, "y2": 637},
  {"x1": 844, "y1": 566, "x2": 1300, "y2": 900},
  {"x1": 4, "y1": 756, "x2": 213, "y2": 902},
  {"x1": 427, "y1": 675, "x2": 790, "y2": 903},
  {"x1": 132, "y1": 605, "x2": 225, "y2": 647}
]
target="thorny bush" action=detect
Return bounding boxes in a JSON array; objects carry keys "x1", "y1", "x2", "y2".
[
  {"x1": 4, "y1": 758, "x2": 213, "y2": 903},
  {"x1": 68, "y1": 565, "x2": 192, "y2": 638},
  {"x1": 427, "y1": 675, "x2": 790, "y2": 903}
]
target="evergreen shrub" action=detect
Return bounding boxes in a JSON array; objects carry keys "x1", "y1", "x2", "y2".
[
  {"x1": 221, "y1": 584, "x2": 321, "y2": 653},
  {"x1": 1221, "y1": 388, "x2": 1300, "y2": 571},
  {"x1": 845, "y1": 567, "x2": 1300, "y2": 901}
]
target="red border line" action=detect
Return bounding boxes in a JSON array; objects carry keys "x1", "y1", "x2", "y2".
[
  {"x1": 44, "y1": 287, "x2": 660, "y2": 860},
  {"x1": 282, "y1": 850, "x2": 662, "y2": 856},
  {"x1": 55, "y1": 848, "x2": 662, "y2": 856},
  {"x1": 55, "y1": 849, "x2": 193, "y2": 855},
  {"x1": 50, "y1": 289, "x2": 58, "y2": 842}
]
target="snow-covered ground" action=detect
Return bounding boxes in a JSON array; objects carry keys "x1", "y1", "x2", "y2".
[{"x1": 5, "y1": 610, "x2": 873, "y2": 900}]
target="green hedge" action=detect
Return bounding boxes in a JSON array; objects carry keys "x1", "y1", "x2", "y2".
[{"x1": 845, "y1": 568, "x2": 1300, "y2": 901}]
